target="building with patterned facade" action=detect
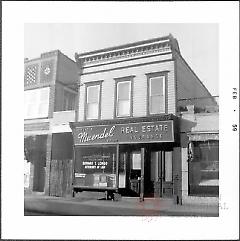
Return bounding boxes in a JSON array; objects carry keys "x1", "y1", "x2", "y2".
[
  {"x1": 24, "y1": 50, "x2": 78, "y2": 196},
  {"x1": 70, "y1": 34, "x2": 219, "y2": 204}
]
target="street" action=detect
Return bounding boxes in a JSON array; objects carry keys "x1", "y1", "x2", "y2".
[{"x1": 24, "y1": 194, "x2": 219, "y2": 217}]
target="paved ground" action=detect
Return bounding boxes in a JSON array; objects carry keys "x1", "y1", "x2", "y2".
[{"x1": 24, "y1": 191, "x2": 219, "y2": 216}]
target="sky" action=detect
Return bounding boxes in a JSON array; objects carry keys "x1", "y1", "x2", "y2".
[{"x1": 25, "y1": 23, "x2": 219, "y2": 96}]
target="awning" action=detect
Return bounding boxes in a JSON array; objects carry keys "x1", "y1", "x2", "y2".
[{"x1": 187, "y1": 132, "x2": 219, "y2": 141}]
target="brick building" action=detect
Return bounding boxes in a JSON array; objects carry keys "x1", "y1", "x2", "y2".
[
  {"x1": 70, "y1": 34, "x2": 219, "y2": 203},
  {"x1": 24, "y1": 50, "x2": 78, "y2": 196}
]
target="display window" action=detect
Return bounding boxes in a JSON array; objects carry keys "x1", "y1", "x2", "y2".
[
  {"x1": 74, "y1": 146, "x2": 117, "y2": 188},
  {"x1": 189, "y1": 140, "x2": 219, "y2": 196}
]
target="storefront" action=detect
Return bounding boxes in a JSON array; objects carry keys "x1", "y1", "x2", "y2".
[
  {"x1": 187, "y1": 132, "x2": 219, "y2": 197},
  {"x1": 70, "y1": 114, "x2": 180, "y2": 201}
]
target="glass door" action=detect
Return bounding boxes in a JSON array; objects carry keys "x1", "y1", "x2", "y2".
[{"x1": 129, "y1": 152, "x2": 142, "y2": 195}]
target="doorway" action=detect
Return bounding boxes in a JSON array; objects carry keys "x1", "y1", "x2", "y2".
[
  {"x1": 145, "y1": 149, "x2": 173, "y2": 198},
  {"x1": 119, "y1": 145, "x2": 173, "y2": 198}
]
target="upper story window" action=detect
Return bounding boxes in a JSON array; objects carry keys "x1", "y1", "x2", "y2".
[
  {"x1": 148, "y1": 75, "x2": 166, "y2": 114},
  {"x1": 63, "y1": 90, "x2": 75, "y2": 111},
  {"x1": 116, "y1": 80, "x2": 132, "y2": 117},
  {"x1": 24, "y1": 87, "x2": 50, "y2": 119},
  {"x1": 85, "y1": 84, "x2": 101, "y2": 120}
]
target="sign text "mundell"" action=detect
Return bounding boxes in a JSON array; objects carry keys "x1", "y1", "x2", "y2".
[{"x1": 78, "y1": 126, "x2": 115, "y2": 143}]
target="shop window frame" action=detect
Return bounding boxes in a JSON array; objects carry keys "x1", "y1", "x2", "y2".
[{"x1": 188, "y1": 140, "x2": 219, "y2": 197}]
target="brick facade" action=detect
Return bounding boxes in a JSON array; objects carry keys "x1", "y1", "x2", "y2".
[{"x1": 24, "y1": 50, "x2": 78, "y2": 195}]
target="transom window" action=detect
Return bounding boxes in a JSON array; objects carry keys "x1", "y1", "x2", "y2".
[
  {"x1": 116, "y1": 81, "x2": 131, "y2": 117},
  {"x1": 149, "y1": 76, "x2": 165, "y2": 114},
  {"x1": 86, "y1": 85, "x2": 100, "y2": 120}
]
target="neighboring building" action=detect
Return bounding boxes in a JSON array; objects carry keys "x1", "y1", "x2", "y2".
[
  {"x1": 180, "y1": 107, "x2": 219, "y2": 205},
  {"x1": 24, "y1": 50, "x2": 79, "y2": 196},
  {"x1": 70, "y1": 34, "x2": 218, "y2": 203}
]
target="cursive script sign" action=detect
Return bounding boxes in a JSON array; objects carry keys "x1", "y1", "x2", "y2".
[{"x1": 72, "y1": 120, "x2": 174, "y2": 145}]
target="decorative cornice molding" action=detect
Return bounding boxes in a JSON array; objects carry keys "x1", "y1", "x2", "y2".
[{"x1": 77, "y1": 41, "x2": 172, "y2": 67}]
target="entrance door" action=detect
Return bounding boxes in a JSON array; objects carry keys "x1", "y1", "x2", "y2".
[
  {"x1": 150, "y1": 151, "x2": 173, "y2": 197},
  {"x1": 129, "y1": 151, "x2": 142, "y2": 196}
]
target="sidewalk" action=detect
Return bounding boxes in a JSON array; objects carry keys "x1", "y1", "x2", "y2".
[{"x1": 24, "y1": 192, "x2": 219, "y2": 216}]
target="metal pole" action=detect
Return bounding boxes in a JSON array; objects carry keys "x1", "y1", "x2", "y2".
[
  {"x1": 140, "y1": 147, "x2": 145, "y2": 202},
  {"x1": 116, "y1": 144, "x2": 119, "y2": 189}
]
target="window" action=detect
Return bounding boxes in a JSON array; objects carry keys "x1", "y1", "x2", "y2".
[
  {"x1": 116, "y1": 81, "x2": 131, "y2": 117},
  {"x1": 74, "y1": 146, "x2": 117, "y2": 188},
  {"x1": 63, "y1": 90, "x2": 75, "y2": 111},
  {"x1": 149, "y1": 76, "x2": 165, "y2": 114},
  {"x1": 86, "y1": 85, "x2": 100, "y2": 120},
  {"x1": 24, "y1": 87, "x2": 50, "y2": 119},
  {"x1": 189, "y1": 141, "x2": 219, "y2": 196}
]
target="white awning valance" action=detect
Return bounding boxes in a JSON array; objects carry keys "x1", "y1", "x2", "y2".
[{"x1": 188, "y1": 133, "x2": 219, "y2": 141}]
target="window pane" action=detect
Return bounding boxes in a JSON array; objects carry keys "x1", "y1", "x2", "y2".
[
  {"x1": 27, "y1": 104, "x2": 36, "y2": 118},
  {"x1": 38, "y1": 102, "x2": 48, "y2": 117},
  {"x1": 149, "y1": 76, "x2": 165, "y2": 114},
  {"x1": 24, "y1": 87, "x2": 49, "y2": 119},
  {"x1": 118, "y1": 82, "x2": 130, "y2": 100},
  {"x1": 150, "y1": 77, "x2": 164, "y2": 96},
  {"x1": 86, "y1": 85, "x2": 99, "y2": 119},
  {"x1": 64, "y1": 91, "x2": 75, "y2": 110},
  {"x1": 74, "y1": 146, "x2": 117, "y2": 188},
  {"x1": 87, "y1": 103, "x2": 98, "y2": 119},
  {"x1": 117, "y1": 100, "x2": 130, "y2": 116},
  {"x1": 189, "y1": 141, "x2": 219, "y2": 196},
  {"x1": 132, "y1": 153, "x2": 141, "y2": 170},
  {"x1": 87, "y1": 86, "x2": 99, "y2": 103},
  {"x1": 150, "y1": 95, "x2": 165, "y2": 113},
  {"x1": 39, "y1": 87, "x2": 50, "y2": 101}
]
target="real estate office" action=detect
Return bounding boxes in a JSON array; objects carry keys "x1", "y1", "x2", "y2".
[
  {"x1": 24, "y1": 34, "x2": 219, "y2": 205},
  {"x1": 70, "y1": 34, "x2": 219, "y2": 204}
]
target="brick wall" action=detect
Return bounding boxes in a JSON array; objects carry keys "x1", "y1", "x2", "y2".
[{"x1": 57, "y1": 52, "x2": 79, "y2": 85}]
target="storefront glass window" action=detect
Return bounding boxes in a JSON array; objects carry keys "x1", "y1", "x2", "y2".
[
  {"x1": 74, "y1": 146, "x2": 117, "y2": 188},
  {"x1": 116, "y1": 81, "x2": 131, "y2": 117},
  {"x1": 149, "y1": 76, "x2": 165, "y2": 114},
  {"x1": 189, "y1": 141, "x2": 219, "y2": 196},
  {"x1": 86, "y1": 85, "x2": 100, "y2": 120}
]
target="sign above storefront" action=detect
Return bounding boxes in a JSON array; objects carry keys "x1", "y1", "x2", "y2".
[{"x1": 72, "y1": 120, "x2": 174, "y2": 145}]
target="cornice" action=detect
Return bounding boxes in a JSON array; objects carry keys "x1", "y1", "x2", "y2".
[{"x1": 76, "y1": 40, "x2": 172, "y2": 67}]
